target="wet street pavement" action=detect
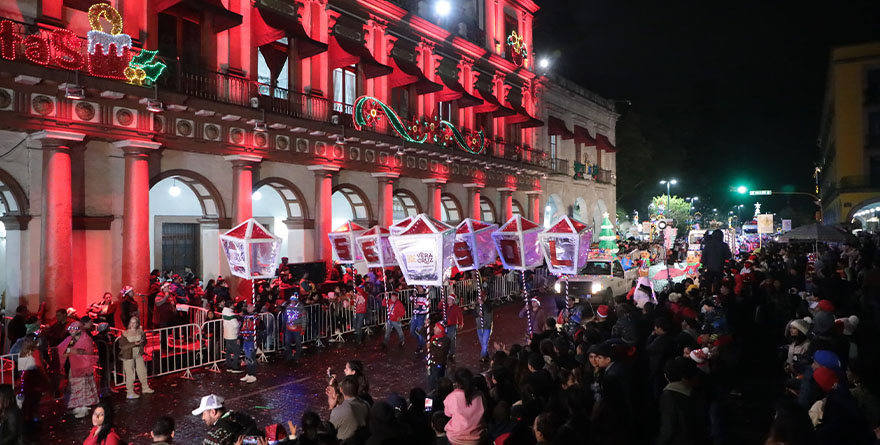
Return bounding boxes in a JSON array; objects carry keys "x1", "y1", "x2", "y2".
[{"x1": 29, "y1": 294, "x2": 544, "y2": 444}]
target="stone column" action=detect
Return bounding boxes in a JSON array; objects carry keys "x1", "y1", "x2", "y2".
[
  {"x1": 30, "y1": 129, "x2": 85, "y2": 316},
  {"x1": 526, "y1": 190, "x2": 542, "y2": 224},
  {"x1": 464, "y1": 183, "x2": 483, "y2": 220},
  {"x1": 225, "y1": 155, "x2": 262, "y2": 300},
  {"x1": 373, "y1": 172, "x2": 400, "y2": 227},
  {"x1": 308, "y1": 165, "x2": 340, "y2": 267},
  {"x1": 423, "y1": 178, "x2": 446, "y2": 220},
  {"x1": 497, "y1": 187, "x2": 516, "y2": 222},
  {"x1": 114, "y1": 139, "x2": 161, "y2": 320}
]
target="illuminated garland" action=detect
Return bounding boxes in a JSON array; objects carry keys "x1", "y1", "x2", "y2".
[{"x1": 353, "y1": 96, "x2": 486, "y2": 154}]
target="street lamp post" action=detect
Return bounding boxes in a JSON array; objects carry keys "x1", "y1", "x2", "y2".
[
  {"x1": 659, "y1": 179, "x2": 677, "y2": 218},
  {"x1": 685, "y1": 196, "x2": 698, "y2": 225}
]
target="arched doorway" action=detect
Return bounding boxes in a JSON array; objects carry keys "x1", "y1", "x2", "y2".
[
  {"x1": 440, "y1": 193, "x2": 463, "y2": 224},
  {"x1": 0, "y1": 168, "x2": 29, "y2": 312},
  {"x1": 544, "y1": 194, "x2": 563, "y2": 227},
  {"x1": 592, "y1": 199, "x2": 608, "y2": 231},
  {"x1": 479, "y1": 197, "x2": 497, "y2": 223},
  {"x1": 332, "y1": 184, "x2": 373, "y2": 229},
  {"x1": 149, "y1": 170, "x2": 226, "y2": 281},
  {"x1": 393, "y1": 189, "x2": 422, "y2": 223},
  {"x1": 253, "y1": 177, "x2": 310, "y2": 262},
  {"x1": 850, "y1": 199, "x2": 880, "y2": 232},
  {"x1": 574, "y1": 197, "x2": 589, "y2": 223}
]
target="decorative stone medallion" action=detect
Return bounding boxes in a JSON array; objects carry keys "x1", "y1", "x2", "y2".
[{"x1": 31, "y1": 94, "x2": 55, "y2": 116}]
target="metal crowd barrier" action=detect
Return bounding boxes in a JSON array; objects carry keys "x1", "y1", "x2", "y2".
[
  {"x1": 104, "y1": 270, "x2": 538, "y2": 386},
  {"x1": 0, "y1": 352, "x2": 16, "y2": 389}
]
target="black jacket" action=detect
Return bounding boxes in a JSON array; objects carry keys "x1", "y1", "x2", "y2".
[
  {"x1": 656, "y1": 381, "x2": 702, "y2": 445},
  {"x1": 700, "y1": 231, "x2": 731, "y2": 272}
]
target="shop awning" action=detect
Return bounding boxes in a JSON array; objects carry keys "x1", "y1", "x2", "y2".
[
  {"x1": 436, "y1": 74, "x2": 483, "y2": 108},
  {"x1": 596, "y1": 133, "x2": 617, "y2": 152},
  {"x1": 548, "y1": 117, "x2": 574, "y2": 140},
  {"x1": 506, "y1": 100, "x2": 544, "y2": 129},
  {"x1": 573, "y1": 125, "x2": 597, "y2": 145},
  {"x1": 387, "y1": 56, "x2": 443, "y2": 94},
  {"x1": 252, "y1": 0, "x2": 327, "y2": 58},
  {"x1": 328, "y1": 34, "x2": 393, "y2": 79},
  {"x1": 473, "y1": 87, "x2": 515, "y2": 117},
  {"x1": 156, "y1": 0, "x2": 242, "y2": 33}
]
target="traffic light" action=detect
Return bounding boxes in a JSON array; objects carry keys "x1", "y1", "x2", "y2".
[{"x1": 736, "y1": 185, "x2": 747, "y2": 194}]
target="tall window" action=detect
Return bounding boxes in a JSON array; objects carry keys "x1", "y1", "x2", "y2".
[
  {"x1": 391, "y1": 87, "x2": 411, "y2": 120},
  {"x1": 549, "y1": 135, "x2": 558, "y2": 159},
  {"x1": 333, "y1": 67, "x2": 357, "y2": 114},
  {"x1": 158, "y1": 13, "x2": 202, "y2": 74},
  {"x1": 477, "y1": 113, "x2": 493, "y2": 139},
  {"x1": 503, "y1": 9, "x2": 518, "y2": 43},
  {"x1": 438, "y1": 101, "x2": 454, "y2": 121}
]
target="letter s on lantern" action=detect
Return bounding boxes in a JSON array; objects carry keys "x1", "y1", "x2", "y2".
[
  {"x1": 453, "y1": 241, "x2": 474, "y2": 267},
  {"x1": 499, "y1": 239, "x2": 521, "y2": 267}
]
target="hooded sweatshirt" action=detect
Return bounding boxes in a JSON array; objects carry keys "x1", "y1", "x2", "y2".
[{"x1": 222, "y1": 307, "x2": 240, "y2": 340}]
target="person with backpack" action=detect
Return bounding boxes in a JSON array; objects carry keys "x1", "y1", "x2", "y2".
[{"x1": 281, "y1": 296, "x2": 307, "y2": 362}]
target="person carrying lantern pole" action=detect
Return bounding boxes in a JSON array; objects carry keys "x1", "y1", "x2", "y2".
[
  {"x1": 382, "y1": 292, "x2": 406, "y2": 351},
  {"x1": 410, "y1": 286, "x2": 430, "y2": 354},
  {"x1": 474, "y1": 288, "x2": 494, "y2": 363},
  {"x1": 281, "y1": 295, "x2": 307, "y2": 362},
  {"x1": 238, "y1": 303, "x2": 261, "y2": 383},
  {"x1": 446, "y1": 294, "x2": 464, "y2": 362},
  {"x1": 426, "y1": 321, "x2": 450, "y2": 392}
]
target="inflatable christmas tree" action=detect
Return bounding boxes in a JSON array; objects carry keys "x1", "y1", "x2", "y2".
[{"x1": 597, "y1": 213, "x2": 618, "y2": 254}]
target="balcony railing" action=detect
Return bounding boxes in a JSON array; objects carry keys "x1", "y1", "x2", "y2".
[
  {"x1": 597, "y1": 169, "x2": 615, "y2": 184},
  {"x1": 549, "y1": 158, "x2": 569, "y2": 176}
]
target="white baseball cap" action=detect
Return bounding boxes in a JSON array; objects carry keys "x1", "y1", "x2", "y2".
[{"x1": 192, "y1": 394, "x2": 224, "y2": 415}]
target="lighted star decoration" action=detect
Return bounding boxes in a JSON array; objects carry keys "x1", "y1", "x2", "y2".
[{"x1": 754, "y1": 202, "x2": 761, "y2": 216}]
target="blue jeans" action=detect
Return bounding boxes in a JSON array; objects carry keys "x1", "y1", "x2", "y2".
[
  {"x1": 224, "y1": 339, "x2": 241, "y2": 370},
  {"x1": 242, "y1": 340, "x2": 256, "y2": 375},
  {"x1": 354, "y1": 313, "x2": 366, "y2": 343},
  {"x1": 477, "y1": 328, "x2": 491, "y2": 358},
  {"x1": 447, "y1": 325, "x2": 458, "y2": 356},
  {"x1": 284, "y1": 330, "x2": 303, "y2": 361},
  {"x1": 411, "y1": 314, "x2": 426, "y2": 349},
  {"x1": 384, "y1": 321, "x2": 404, "y2": 346},
  {"x1": 427, "y1": 364, "x2": 446, "y2": 392}
]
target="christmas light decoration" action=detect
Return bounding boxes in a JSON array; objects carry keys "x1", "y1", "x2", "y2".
[
  {"x1": 507, "y1": 30, "x2": 527, "y2": 67},
  {"x1": 0, "y1": 4, "x2": 165, "y2": 85},
  {"x1": 353, "y1": 96, "x2": 486, "y2": 154}
]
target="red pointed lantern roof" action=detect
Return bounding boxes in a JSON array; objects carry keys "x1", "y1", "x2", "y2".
[
  {"x1": 547, "y1": 216, "x2": 588, "y2": 234},
  {"x1": 497, "y1": 215, "x2": 539, "y2": 233},
  {"x1": 455, "y1": 218, "x2": 494, "y2": 234},
  {"x1": 332, "y1": 221, "x2": 367, "y2": 232},
  {"x1": 400, "y1": 213, "x2": 453, "y2": 235},
  {"x1": 362, "y1": 226, "x2": 390, "y2": 236}
]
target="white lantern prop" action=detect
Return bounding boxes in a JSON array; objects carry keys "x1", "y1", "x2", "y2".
[
  {"x1": 389, "y1": 213, "x2": 455, "y2": 286},
  {"x1": 491, "y1": 215, "x2": 543, "y2": 271},
  {"x1": 453, "y1": 218, "x2": 498, "y2": 271},
  {"x1": 389, "y1": 215, "x2": 414, "y2": 236},
  {"x1": 220, "y1": 218, "x2": 282, "y2": 279},
  {"x1": 538, "y1": 216, "x2": 592, "y2": 275},
  {"x1": 356, "y1": 226, "x2": 398, "y2": 268},
  {"x1": 328, "y1": 221, "x2": 367, "y2": 264}
]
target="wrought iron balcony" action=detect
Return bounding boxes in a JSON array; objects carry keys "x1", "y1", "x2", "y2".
[{"x1": 549, "y1": 158, "x2": 569, "y2": 176}]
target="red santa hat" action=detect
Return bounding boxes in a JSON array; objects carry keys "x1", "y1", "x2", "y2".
[
  {"x1": 813, "y1": 366, "x2": 839, "y2": 393},
  {"x1": 689, "y1": 347, "x2": 711, "y2": 364},
  {"x1": 817, "y1": 299, "x2": 835, "y2": 313},
  {"x1": 596, "y1": 305, "x2": 609, "y2": 319}
]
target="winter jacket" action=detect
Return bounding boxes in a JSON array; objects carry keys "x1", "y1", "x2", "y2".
[
  {"x1": 385, "y1": 299, "x2": 406, "y2": 322},
  {"x1": 221, "y1": 308, "x2": 239, "y2": 340},
  {"x1": 474, "y1": 299, "x2": 494, "y2": 330},
  {"x1": 700, "y1": 231, "x2": 731, "y2": 272},
  {"x1": 447, "y1": 304, "x2": 464, "y2": 328},
  {"x1": 815, "y1": 384, "x2": 874, "y2": 445},
  {"x1": 656, "y1": 381, "x2": 702, "y2": 445},
  {"x1": 282, "y1": 303, "x2": 307, "y2": 332}
]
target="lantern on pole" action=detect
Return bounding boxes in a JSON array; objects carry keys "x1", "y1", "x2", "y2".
[
  {"x1": 328, "y1": 221, "x2": 367, "y2": 264},
  {"x1": 389, "y1": 213, "x2": 455, "y2": 286},
  {"x1": 356, "y1": 226, "x2": 398, "y2": 268},
  {"x1": 538, "y1": 216, "x2": 592, "y2": 322},
  {"x1": 453, "y1": 218, "x2": 498, "y2": 271},
  {"x1": 491, "y1": 215, "x2": 543, "y2": 339},
  {"x1": 538, "y1": 216, "x2": 592, "y2": 275},
  {"x1": 220, "y1": 218, "x2": 282, "y2": 304},
  {"x1": 389, "y1": 215, "x2": 415, "y2": 236}
]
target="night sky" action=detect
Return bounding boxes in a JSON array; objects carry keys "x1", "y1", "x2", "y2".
[{"x1": 534, "y1": 0, "x2": 880, "y2": 224}]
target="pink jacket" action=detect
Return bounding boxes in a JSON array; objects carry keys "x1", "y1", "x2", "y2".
[{"x1": 444, "y1": 389, "x2": 485, "y2": 445}]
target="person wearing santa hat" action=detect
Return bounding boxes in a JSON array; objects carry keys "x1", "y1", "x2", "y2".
[
  {"x1": 426, "y1": 322, "x2": 450, "y2": 392},
  {"x1": 811, "y1": 366, "x2": 874, "y2": 443}
]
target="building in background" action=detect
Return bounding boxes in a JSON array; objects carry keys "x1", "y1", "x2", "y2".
[
  {"x1": 819, "y1": 42, "x2": 880, "y2": 229},
  {"x1": 540, "y1": 74, "x2": 618, "y2": 231},
  {"x1": 0, "y1": 0, "x2": 615, "y2": 315}
]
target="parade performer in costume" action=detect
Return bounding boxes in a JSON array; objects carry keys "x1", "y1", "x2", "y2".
[
  {"x1": 518, "y1": 298, "x2": 545, "y2": 336},
  {"x1": 58, "y1": 321, "x2": 98, "y2": 418},
  {"x1": 474, "y1": 292, "x2": 494, "y2": 362},
  {"x1": 631, "y1": 276, "x2": 658, "y2": 309},
  {"x1": 281, "y1": 295, "x2": 307, "y2": 362},
  {"x1": 383, "y1": 293, "x2": 406, "y2": 350},
  {"x1": 410, "y1": 286, "x2": 430, "y2": 354},
  {"x1": 684, "y1": 251, "x2": 701, "y2": 277},
  {"x1": 638, "y1": 250, "x2": 651, "y2": 278},
  {"x1": 426, "y1": 322, "x2": 450, "y2": 392},
  {"x1": 446, "y1": 295, "x2": 464, "y2": 361},
  {"x1": 239, "y1": 303, "x2": 261, "y2": 383}
]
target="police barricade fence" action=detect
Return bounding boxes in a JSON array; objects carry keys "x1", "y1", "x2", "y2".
[
  {"x1": 0, "y1": 352, "x2": 17, "y2": 389},
  {"x1": 108, "y1": 270, "x2": 536, "y2": 384}
]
